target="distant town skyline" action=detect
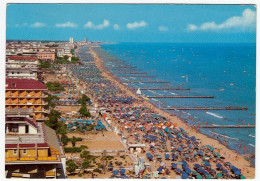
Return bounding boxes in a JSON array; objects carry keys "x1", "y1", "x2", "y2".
[{"x1": 6, "y1": 4, "x2": 256, "y2": 43}]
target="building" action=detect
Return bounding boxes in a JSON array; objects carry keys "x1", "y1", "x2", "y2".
[
  {"x1": 69, "y1": 37, "x2": 74, "y2": 44},
  {"x1": 37, "y1": 52, "x2": 56, "y2": 62},
  {"x1": 5, "y1": 78, "x2": 49, "y2": 121},
  {"x1": 5, "y1": 116, "x2": 66, "y2": 178},
  {"x1": 6, "y1": 56, "x2": 40, "y2": 69},
  {"x1": 6, "y1": 68, "x2": 39, "y2": 80}
]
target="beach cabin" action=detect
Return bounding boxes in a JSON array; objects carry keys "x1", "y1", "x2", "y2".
[{"x1": 128, "y1": 143, "x2": 146, "y2": 154}]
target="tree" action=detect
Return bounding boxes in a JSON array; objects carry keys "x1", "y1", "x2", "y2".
[
  {"x1": 80, "y1": 145, "x2": 88, "y2": 151},
  {"x1": 44, "y1": 109, "x2": 61, "y2": 130},
  {"x1": 66, "y1": 160, "x2": 78, "y2": 174},
  {"x1": 80, "y1": 150, "x2": 91, "y2": 159},
  {"x1": 46, "y1": 82, "x2": 64, "y2": 91},
  {"x1": 40, "y1": 61, "x2": 51, "y2": 68},
  {"x1": 81, "y1": 159, "x2": 91, "y2": 173},
  {"x1": 71, "y1": 136, "x2": 77, "y2": 147},
  {"x1": 56, "y1": 121, "x2": 68, "y2": 135},
  {"x1": 71, "y1": 56, "x2": 80, "y2": 64},
  {"x1": 45, "y1": 95, "x2": 59, "y2": 108},
  {"x1": 79, "y1": 105, "x2": 91, "y2": 117},
  {"x1": 61, "y1": 134, "x2": 70, "y2": 146},
  {"x1": 78, "y1": 94, "x2": 91, "y2": 105}
]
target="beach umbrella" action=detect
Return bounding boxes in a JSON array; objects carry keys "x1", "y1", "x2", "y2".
[
  {"x1": 199, "y1": 168, "x2": 204, "y2": 173},
  {"x1": 176, "y1": 168, "x2": 182, "y2": 173},
  {"x1": 196, "y1": 174, "x2": 203, "y2": 179},
  {"x1": 161, "y1": 177, "x2": 167, "y2": 179},
  {"x1": 198, "y1": 150, "x2": 204, "y2": 156},
  {"x1": 222, "y1": 170, "x2": 228, "y2": 174},
  {"x1": 204, "y1": 162, "x2": 211, "y2": 167},
  {"x1": 120, "y1": 169, "x2": 126, "y2": 175},
  {"x1": 172, "y1": 155, "x2": 177, "y2": 160},
  {"x1": 234, "y1": 171, "x2": 241, "y2": 176},
  {"x1": 206, "y1": 175, "x2": 212, "y2": 179},
  {"x1": 177, "y1": 147, "x2": 183, "y2": 152},
  {"x1": 203, "y1": 171, "x2": 210, "y2": 176},
  {"x1": 113, "y1": 170, "x2": 119, "y2": 175},
  {"x1": 194, "y1": 164, "x2": 201, "y2": 169},
  {"x1": 182, "y1": 161, "x2": 187, "y2": 166},
  {"x1": 240, "y1": 175, "x2": 246, "y2": 179},
  {"x1": 182, "y1": 173, "x2": 188, "y2": 179},
  {"x1": 216, "y1": 173, "x2": 223, "y2": 178},
  {"x1": 225, "y1": 161, "x2": 231, "y2": 165},
  {"x1": 192, "y1": 170, "x2": 198, "y2": 175},
  {"x1": 171, "y1": 163, "x2": 177, "y2": 169},
  {"x1": 213, "y1": 152, "x2": 221, "y2": 157},
  {"x1": 157, "y1": 167, "x2": 163, "y2": 172},
  {"x1": 108, "y1": 164, "x2": 113, "y2": 168},
  {"x1": 206, "y1": 145, "x2": 214, "y2": 151},
  {"x1": 165, "y1": 153, "x2": 170, "y2": 160},
  {"x1": 185, "y1": 168, "x2": 191, "y2": 174},
  {"x1": 216, "y1": 163, "x2": 222, "y2": 168}
]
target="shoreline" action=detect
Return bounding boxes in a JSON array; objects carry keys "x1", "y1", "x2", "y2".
[{"x1": 88, "y1": 46, "x2": 255, "y2": 178}]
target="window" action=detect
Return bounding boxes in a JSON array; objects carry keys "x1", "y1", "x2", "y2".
[
  {"x1": 13, "y1": 150, "x2": 17, "y2": 155},
  {"x1": 23, "y1": 150, "x2": 27, "y2": 154}
]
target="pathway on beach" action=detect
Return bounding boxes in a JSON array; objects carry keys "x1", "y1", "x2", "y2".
[{"x1": 89, "y1": 46, "x2": 255, "y2": 178}]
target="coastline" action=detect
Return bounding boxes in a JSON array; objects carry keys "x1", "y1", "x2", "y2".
[{"x1": 88, "y1": 46, "x2": 255, "y2": 178}]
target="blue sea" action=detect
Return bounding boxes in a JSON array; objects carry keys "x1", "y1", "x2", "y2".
[{"x1": 100, "y1": 42, "x2": 256, "y2": 164}]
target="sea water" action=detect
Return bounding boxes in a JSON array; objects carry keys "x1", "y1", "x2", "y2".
[{"x1": 101, "y1": 42, "x2": 256, "y2": 165}]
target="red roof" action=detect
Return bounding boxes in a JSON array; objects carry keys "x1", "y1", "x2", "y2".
[
  {"x1": 6, "y1": 78, "x2": 47, "y2": 90},
  {"x1": 7, "y1": 56, "x2": 38, "y2": 60}
]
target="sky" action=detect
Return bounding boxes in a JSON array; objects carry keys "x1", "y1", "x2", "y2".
[{"x1": 6, "y1": 4, "x2": 256, "y2": 43}]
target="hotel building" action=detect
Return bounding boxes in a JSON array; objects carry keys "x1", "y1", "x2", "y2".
[
  {"x1": 5, "y1": 116, "x2": 66, "y2": 178},
  {"x1": 5, "y1": 78, "x2": 49, "y2": 121}
]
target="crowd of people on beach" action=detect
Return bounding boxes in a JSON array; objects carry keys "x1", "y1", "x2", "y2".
[{"x1": 64, "y1": 46, "x2": 248, "y2": 179}]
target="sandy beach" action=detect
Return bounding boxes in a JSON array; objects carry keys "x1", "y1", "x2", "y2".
[{"x1": 89, "y1": 46, "x2": 255, "y2": 179}]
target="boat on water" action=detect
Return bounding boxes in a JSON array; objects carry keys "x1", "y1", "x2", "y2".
[{"x1": 136, "y1": 88, "x2": 142, "y2": 95}]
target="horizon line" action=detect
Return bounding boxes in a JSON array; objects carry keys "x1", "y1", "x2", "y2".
[{"x1": 6, "y1": 39, "x2": 256, "y2": 44}]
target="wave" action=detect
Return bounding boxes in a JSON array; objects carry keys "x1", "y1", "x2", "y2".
[
  {"x1": 249, "y1": 143, "x2": 255, "y2": 147},
  {"x1": 152, "y1": 98, "x2": 158, "y2": 101},
  {"x1": 170, "y1": 92, "x2": 177, "y2": 95},
  {"x1": 148, "y1": 90, "x2": 156, "y2": 94},
  {"x1": 209, "y1": 130, "x2": 239, "y2": 141},
  {"x1": 248, "y1": 134, "x2": 255, "y2": 138},
  {"x1": 206, "y1": 112, "x2": 223, "y2": 119}
]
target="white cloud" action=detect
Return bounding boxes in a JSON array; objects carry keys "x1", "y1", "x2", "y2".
[
  {"x1": 56, "y1": 21, "x2": 77, "y2": 28},
  {"x1": 30, "y1": 22, "x2": 46, "y2": 28},
  {"x1": 126, "y1": 21, "x2": 147, "y2": 30},
  {"x1": 14, "y1": 23, "x2": 28, "y2": 28},
  {"x1": 114, "y1": 24, "x2": 120, "y2": 30},
  {"x1": 187, "y1": 8, "x2": 256, "y2": 31},
  {"x1": 158, "y1": 26, "x2": 168, "y2": 31},
  {"x1": 84, "y1": 20, "x2": 110, "y2": 30}
]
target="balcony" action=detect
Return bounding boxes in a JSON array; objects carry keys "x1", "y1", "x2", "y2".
[{"x1": 5, "y1": 156, "x2": 59, "y2": 163}]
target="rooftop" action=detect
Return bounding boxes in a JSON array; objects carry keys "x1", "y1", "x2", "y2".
[
  {"x1": 7, "y1": 56, "x2": 38, "y2": 60},
  {"x1": 6, "y1": 78, "x2": 47, "y2": 90}
]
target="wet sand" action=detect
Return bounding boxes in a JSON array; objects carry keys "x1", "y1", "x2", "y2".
[{"x1": 89, "y1": 47, "x2": 255, "y2": 179}]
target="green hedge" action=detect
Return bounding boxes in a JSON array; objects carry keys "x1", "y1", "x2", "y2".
[{"x1": 64, "y1": 147, "x2": 82, "y2": 153}]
